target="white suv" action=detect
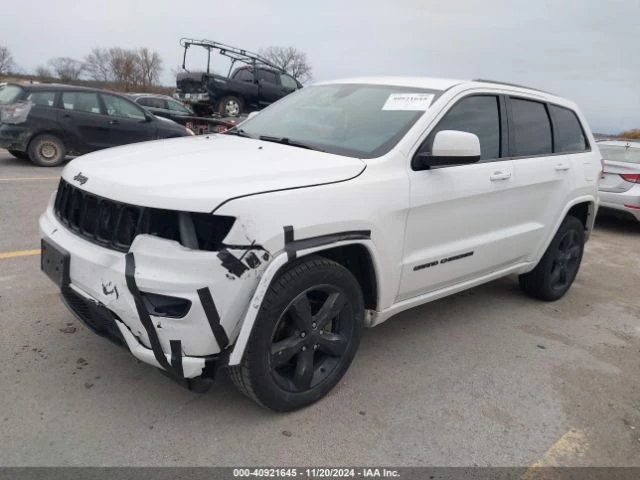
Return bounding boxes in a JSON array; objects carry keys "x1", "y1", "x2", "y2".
[{"x1": 39, "y1": 77, "x2": 600, "y2": 411}]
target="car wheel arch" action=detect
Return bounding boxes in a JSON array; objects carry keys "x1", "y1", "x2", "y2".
[
  {"x1": 227, "y1": 239, "x2": 380, "y2": 366},
  {"x1": 531, "y1": 196, "x2": 596, "y2": 267}
]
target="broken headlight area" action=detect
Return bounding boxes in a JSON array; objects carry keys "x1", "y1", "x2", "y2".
[{"x1": 54, "y1": 179, "x2": 234, "y2": 252}]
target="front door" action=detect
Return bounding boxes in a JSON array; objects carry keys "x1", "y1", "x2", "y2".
[
  {"x1": 257, "y1": 70, "x2": 284, "y2": 105},
  {"x1": 398, "y1": 94, "x2": 521, "y2": 301},
  {"x1": 100, "y1": 93, "x2": 155, "y2": 147},
  {"x1": 59, "y1": 91, "x2": 110, "y2": 152}
]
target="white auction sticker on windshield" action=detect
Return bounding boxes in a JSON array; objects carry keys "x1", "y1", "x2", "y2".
[{"x1": 382, "y1": 93, "x2": 435, "y2": 111}]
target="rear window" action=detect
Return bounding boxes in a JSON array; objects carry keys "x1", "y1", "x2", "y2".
[
  {"x1": 138, "y1": 97, "x2": 165, "y2": 109},
  {"x1": 62, "y1": 92, "x2": 101, "y2": 114},
  {"x1": 27, "y1": 91, "x2": 56, "y2": 107},
  {"x1": 599, "y1": 144, "x2": 640, "y2": 164},
  {"x1": 258, "y1": 70, "x2": 278, "y2": 84},
  {"x1": 550, "y1": 105, "x2": 587, "y2": 153},
  {"x1": 0, "y1": 84, "x2": 25, "y2": 105},
  {"x1": 510, "y1": 98, "x2": 553, "y2": 156},
  {"x1": 234, "y1": 69, "x2": 254, "y2": 82}
]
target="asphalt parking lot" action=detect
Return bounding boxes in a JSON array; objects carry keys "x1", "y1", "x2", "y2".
[{"x1": 1, "y1": 149, "x2": 639, "y2": 467}]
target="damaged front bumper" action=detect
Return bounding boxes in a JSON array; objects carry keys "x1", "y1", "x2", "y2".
[{"x1": 39, "y1": 195, "x2": 267, "y2": 390}]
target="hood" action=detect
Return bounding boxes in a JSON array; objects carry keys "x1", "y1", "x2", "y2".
[
  {"x1": 61, "y1": 135, "x2": 366, "y2": 212},
  {"x1": 154, "y1": 114, "x2": 188, "y2": 131}
]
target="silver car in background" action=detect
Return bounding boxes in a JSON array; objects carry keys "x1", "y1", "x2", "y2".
[{"x1": 597, "y1": 140, "x2": 640, "y2": 222}]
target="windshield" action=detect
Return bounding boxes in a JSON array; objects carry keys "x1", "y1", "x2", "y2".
[
  {"x1": 599, "y1": 144, "x2": 640, "y2": 164},
  {"x1": 0, "y1": 84, "x2": 25, "y2": 105},
  {"x1": 168, "y1": 99, "x2": 193, "y2": 115},
  {"x1": 236, "y1": 84, "x2": 442, "y2": 158}
]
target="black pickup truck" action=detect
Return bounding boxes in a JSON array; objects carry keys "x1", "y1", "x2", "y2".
[{"x1": 176, "y1": 39, "x2": 303, "y2": 117}]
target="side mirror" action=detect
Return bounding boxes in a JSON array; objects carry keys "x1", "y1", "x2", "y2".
[
  {"x1": 144, "y1": 112, "x2": 154, "y2": 122},
  {"x1": 415, "y1": 130, "x2": 481, "y2": 169}
]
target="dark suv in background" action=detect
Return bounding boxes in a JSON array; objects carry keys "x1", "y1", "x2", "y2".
[
  {"x1": 176, "y1": 38, "x2": 303, "y2": 117},
  {"x1": 0, "y1": 83, "x2": 191, "y2": 166}
]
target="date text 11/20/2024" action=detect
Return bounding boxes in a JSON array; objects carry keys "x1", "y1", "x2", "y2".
[{"x1": 232, "y1": 468, "x2": 401, "y2": 478}]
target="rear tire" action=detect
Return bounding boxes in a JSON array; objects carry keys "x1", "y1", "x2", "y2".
[
  {"x1": 28, "y1": 134, "x2": 66, "y2": 167},
  {"x1": 8, "y1": 149, "x2": 29, "y2": 160},
  {"x1": 217, "y1": 95, "x2": 243, "y2": 117},
  {"x1": 229, "y1": 256, "x2": 364, "y2": 411},
  {"x1": 519, "y1": 216, "x2": 585, "y2": 301}
]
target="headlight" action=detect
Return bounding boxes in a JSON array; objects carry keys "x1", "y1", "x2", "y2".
[{"x1": 185, "y1": 127, "x2": 195, "y2": 136}]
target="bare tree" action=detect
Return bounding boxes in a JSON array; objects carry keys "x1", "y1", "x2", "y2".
[
  {"x1": 136, "y1": 47, "x2": 163, "y2": 87},
  {"x1": 48, "y1": 57, "x2": 85, "y2": 82},
  {"x1": 108, "y1": 48, "x2": 140, "y2": 90},
  {"x1": 259, "y1": 46, "x2": 312, "y2": 83},
  {"x1": 34, "y1": 65, "x2": 53, "y2": 80},
  {"x1": 84, "y1": 47, "x2": 111, "y2": 82},
  {"x1": 0, "y1": 45, "x2": 16, "y2": 76}
]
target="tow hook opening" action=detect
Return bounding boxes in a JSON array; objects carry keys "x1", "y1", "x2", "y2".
[{"x1": 140, "y1": 291, "x2": 192, "y2": 318}]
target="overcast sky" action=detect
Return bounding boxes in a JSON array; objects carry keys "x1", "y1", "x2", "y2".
[{"x1": 3, "y1": 0, "x2": 638, "y2": 133}]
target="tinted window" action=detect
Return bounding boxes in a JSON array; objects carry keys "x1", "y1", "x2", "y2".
[
  {"x1": 424, "y1": 95, "x2": 501, "y2": 160},
  {"x1": 27, "y1": 91, "x2": 56, "y2": 107},
  {"x1": 550, "y1": 105, "x2": 587, "y2": 152},
  {"x1": 139, "y1": 97, "x2": 165, "y2": 109},
  {"x1": 167, "y1": 99, "x2": 191, "y2": 114},
  {"x1": 510, "y1": 98, "x2": 552, "y2": 156},
  {"x1": 281, "y1": 74, "x2": 298, "y2": 90},
  {"x1": 235, "y1": 69, "x2": 254, "y2": 82},
  {"x1": 258, "y1": 70, "x2": 278, "y2": 84},
  {"x1": 102, "y1": 94, "x2": 146, "y2": 120},
  {"x1": 62, "y1": 92, "x2": 101, "y2": 114}
]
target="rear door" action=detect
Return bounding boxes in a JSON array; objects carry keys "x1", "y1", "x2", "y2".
[
  {"x1": 59, "y1": 91, "x2": 110, "y2": 152},
  {"x1": 506, "y1": 98, "x2": 591, "y2": 263},
  {"x1": 398, "y1": 94, "x2": 518, "y2": 300},
  {"x1": 100, "y1": 93, "x2": 156, "y2": 146}
]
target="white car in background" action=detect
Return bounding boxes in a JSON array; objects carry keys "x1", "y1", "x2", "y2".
[
  {"x1": 597, "y1": 140, "x2": 640, "y2": 222},
  {"x1": 39, "y1": 77, "x2": 601, "y2": 411}
]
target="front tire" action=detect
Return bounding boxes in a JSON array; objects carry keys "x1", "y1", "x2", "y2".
[
  {"x1": 229, "y1": 256, "x2": 364, "y2": 411},
  {"x1": 519, "y1": 216, "x2": 585, "y2": 301},
  {"x1": 28, "y1": 134, "x2": 67, "y2": 167}
]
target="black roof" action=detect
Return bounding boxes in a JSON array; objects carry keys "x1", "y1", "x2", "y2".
[{"x1": 7, "y1": 82, "x2": 128, "y2": 96}]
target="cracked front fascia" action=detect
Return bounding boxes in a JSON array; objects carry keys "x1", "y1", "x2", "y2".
[{"x1": 126, "y1": 233, "x2": 269, "y2": 353}]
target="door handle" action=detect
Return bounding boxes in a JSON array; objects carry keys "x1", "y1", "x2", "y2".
[
  {"x1": 490, "y1": 171, "x2": 512, "y2": 181},
  {"x1": 555, "y1": 163, "x2": 571, "y2": 172},
  {"x1": 108, "y1": 119, "x2": 119, "y2": 125}
]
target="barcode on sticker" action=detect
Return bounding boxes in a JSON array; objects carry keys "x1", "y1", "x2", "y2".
[{"x1": 382, "y1": 93, "x2": 434, "y2": 111}]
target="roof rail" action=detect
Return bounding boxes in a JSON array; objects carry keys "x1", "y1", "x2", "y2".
[
  {"x1": 472, "y1": 79, "x2": 554, "y2": 95},
  {"x1": 179, "y1": 38, "x2": 285, "y2": 76}
]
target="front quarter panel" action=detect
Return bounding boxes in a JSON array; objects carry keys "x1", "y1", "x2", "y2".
[{"x1": 214, "y1": 154, "x2": 410, "y2": 314}]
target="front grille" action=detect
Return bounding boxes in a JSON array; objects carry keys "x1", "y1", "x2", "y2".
[
  {"x1": 61, "y1": 287, "x2": 126, "y2": 348},
  {"x1": 54, "y1": 180, "x2": 234, "y2": 252}
]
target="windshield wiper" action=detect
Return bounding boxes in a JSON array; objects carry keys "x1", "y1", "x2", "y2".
[
  {"x1": 258, "y1": 135, "x2": 326, "y2": 152},
  {"x1": 224, "y1": 127, "x2": 253, "y2": 138}
]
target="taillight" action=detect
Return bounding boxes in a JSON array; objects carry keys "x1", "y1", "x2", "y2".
[{"x1": 620, "y1": 173, "x2": 640, "y2": 184}]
